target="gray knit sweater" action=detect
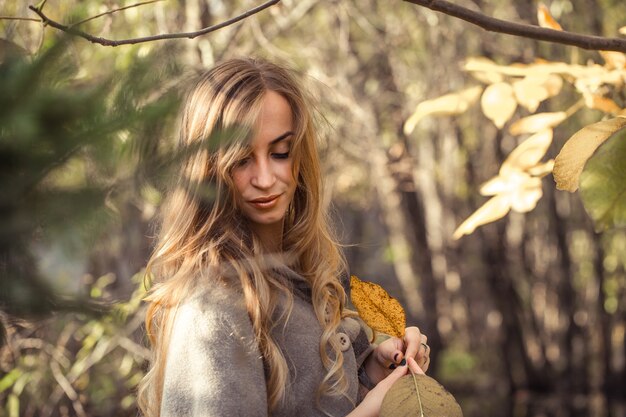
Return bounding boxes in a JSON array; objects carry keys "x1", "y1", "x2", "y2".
[{"x1": 160, "y1": 266, "x2": 374, "y2": 417}]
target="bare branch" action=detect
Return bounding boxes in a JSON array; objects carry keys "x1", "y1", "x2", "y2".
[
  {"x1": 69, "y1": 0, "x2": 165, "y2": 29},
  {"x1": 404, "y1": 0, "x2": 626, "y2": 52},
  {"x1": 0, "y1": 16, "x2": 41, "y2": 22},
  {"x1": 28, "y1": 0, "x2": 281, "y2": 47}
]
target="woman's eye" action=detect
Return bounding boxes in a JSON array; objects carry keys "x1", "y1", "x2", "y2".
[
  {"x1": 272, "y1": 152, "x2": 290, "y2": 159},
  {"x1": 236, "y1": 157, "x2": 251, "y2": 167}
]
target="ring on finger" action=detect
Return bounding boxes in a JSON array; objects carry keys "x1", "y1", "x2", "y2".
[{"x1": 420, "y1": 342, "x2": 429, "y2": 352}]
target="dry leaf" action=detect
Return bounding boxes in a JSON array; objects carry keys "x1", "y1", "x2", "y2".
[
  {"x1": 509, "y1": 111, "x2": 567, "y2": 135},
  {"x1": 403, "y1": 86, "x2": 482, "y2": 135},
  {"x1": 380, "y1": 374, "x2": 463, "y2": 417},
  {"x1": 453, "y1": 195, "x2": 511, "y2": 240},
  {"x1": 537, "y1": 4, "x2": 563, "y2": 30},
  {"x1": 500, "y1": 129, "x2": 554, "y2": 175},
  {"x1": 350, "y1": 275, "x2": 406, "y2": 338},
  {"x1": 553, "y1": 116, "x2": 626, "y2": 192},
  {"x1": 481, "y1": 82, "x2": 517, "y2": 128}
]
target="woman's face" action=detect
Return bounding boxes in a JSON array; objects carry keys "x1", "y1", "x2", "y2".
[{"x1": 231, "y1": 90, "x2": 297, "y2": 241}]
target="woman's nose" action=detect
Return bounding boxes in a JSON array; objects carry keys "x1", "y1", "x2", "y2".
[{"x1": 251, "y1": 159, "x2": 275, "y2": 189}]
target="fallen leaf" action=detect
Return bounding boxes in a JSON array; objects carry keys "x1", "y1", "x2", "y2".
[
  {"x1": 403, "y1": 86, "x2": 482, "y2": 135},
  {"x1": 537, "y1": 4, "x2": 563, "y2": 30},
  {"x1": 500, "y1": 129, "x2": 554, "y2": 175},
  {"x1": 380, "y1": 374, "x2": 463, "y2": 417},
  {"x1": 481, "y1": 82, "x2": 517, "y2": 128},
  {"x1": 509, "y1": 111, "x2": 567, "y2": 135},
  {"x1": 350, "y1": 275, "x2": 406, "y2": 338},
  {"x1": 453, "y1": 195, "x2": 511, "y2": 240},
  {"x1": 553, "y1": 116, "x2": 626, "y2": 192}
]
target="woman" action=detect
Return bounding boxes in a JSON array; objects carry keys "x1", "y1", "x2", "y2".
[{"x1": 138, "y1": 58, "x2": 430, "y2": 417}]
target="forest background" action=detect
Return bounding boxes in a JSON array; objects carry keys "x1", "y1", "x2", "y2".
[{"x1": 1, "y1": 0, "x2": 625, "y2": 416}]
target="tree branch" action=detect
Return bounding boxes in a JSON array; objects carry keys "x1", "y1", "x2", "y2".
[
  {"x1": 28, "y1": 0, "x2": 281, "y2": 47},
  {"x1": 0, "y1": 16, "x2": 41, "y2": 22},
  {"x1": 404, "y1": 0, "x2": 626, "y2": 52}
]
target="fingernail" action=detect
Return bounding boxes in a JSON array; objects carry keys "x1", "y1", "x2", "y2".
[
  {"x1": 393, "y1": 353, "x2": 399, "y2": 362},
  {"x1": 399, "y1": 358, "x2": 406, "y2": 366},
  {"x1": 388, "y1": 363, "x2": 396, "y2": 370}
]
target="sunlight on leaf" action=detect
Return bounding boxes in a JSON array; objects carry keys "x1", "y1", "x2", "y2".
[
  {"x1": 510, "y1": 177, "x2": 543, "y2": 213},
  {"x1": 481, "y1": 82, "x2": 517, "y2": 128},
  {"x1": 580, "y1": 128, "x2": 626, "y2": 231},
  {"x1": 599, "y1": 51, "x2": 626, "y2": 70},
  {"x1": 513, "y1": 74, "x2": 562, "y2": 112},
  {"x1": 453, "y1": 195, "x2": 511, "y2": 239},
  {"x1": 403, "y1": 86, "x2": 482, "y2": 135},
  {"x1": 501, "y1": 129, "x2": 553, "y2": 175},
  {"x1": 537, "y1": 4, "x2": 563, "y2": 30},
  {"x1": 620, "y1": 26, "x2": 626, "y2": 35},
  {"x1": 554, "y1": 116, "x2": 626, "y2": 192},
  {"x1": 509, "y1": 111, "x2": 567, "y2": 135},
  {"x1": 583, "y1": 93, "x2": 623, "y2": 114},
  {"x1": 350, "y1": 275, "x2": 406, "y2": 338},
  {"x1": 527, "y1": 160, "x2": 555, "y2": 177}
]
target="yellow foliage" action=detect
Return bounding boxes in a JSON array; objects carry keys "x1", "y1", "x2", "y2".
[
  {"x1": 553, "y1": 116, "x2": 626, "y2": 192},
  {"x1": 350, "y1": 275, "x2": 406, "y2": 338},
  {"x1": 480, "y1": 82, "x2": 517, "y2": 128},
  {"x1": 403, "y1": 86, "x2": 483, "y2": 135}
]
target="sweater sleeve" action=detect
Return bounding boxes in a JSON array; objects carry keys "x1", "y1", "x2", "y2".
[{"x1": 161, "y1": 291, "x2": 268, "y2": 417}]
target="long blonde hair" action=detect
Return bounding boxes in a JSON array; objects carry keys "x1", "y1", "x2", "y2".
[{"x1": 137, "y1": 58, "x2": 350, "y2": 416}]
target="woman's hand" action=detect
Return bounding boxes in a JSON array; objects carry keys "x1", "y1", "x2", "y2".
[
  {"x1": 363, "y1": 326, "x2": 430, "y2": 386},
  {"x1": 349, "y1": 357, "x2": 424, "y2": 417}
]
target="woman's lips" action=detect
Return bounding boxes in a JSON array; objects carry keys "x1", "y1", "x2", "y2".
[{"x1": 248, "y1": 194, "x2": 280, "y2": 209}]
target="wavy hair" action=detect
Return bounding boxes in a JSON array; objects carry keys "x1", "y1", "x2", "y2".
[{"x1": 137, "y1": 58, "x2": 349, "y2": 416}]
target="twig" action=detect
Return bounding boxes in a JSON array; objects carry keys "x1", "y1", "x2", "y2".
[
  {"x1": 404, "y1": 0, "x2": 626, "y2": 52},
  {"x1": 0, "y1": 16, "x2": 41, "y2": 22},
  {"x1": 69, "y1": 0, "x2": 165, "y2": 28},
  {"x1": 28, "y1": 0, "x2": 281, "y2": 47}
]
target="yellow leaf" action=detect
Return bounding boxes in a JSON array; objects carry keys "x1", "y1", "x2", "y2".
[
  {"x1": 481, "y1": 82, "x2": 517, "y2": 128},
  {"x1": 470, "y1": 70, "x2": 504, "y2": 84},
  {"x1": 350, "y1": 275, "x2": 406, "y2": 338},
  {"x1": 510, "y1": 177, "x2": 543, "y2": 213},
  {"x1": 527, "y1": 159, "x2": 555, "y2": 177},
  {"x1": 403, "y1": 86, "x2": 482, "y2": 135},
  {"x1": 479, "y1": 176, "x2": 509, "y2": 196},
  {"x1": 513, "y1": 74, "x2": 563, "y2": 112},
  {"x1": 553, "y1": 116, "x2": 626, "y2": 192},
  {"x1": 537, "y1": 4, "x2": 563, "y2": 30},
  {"x1": 599, "y1": 51, "x2": 626, "y2": 70},
  {"x1": 509, "y1": 111, "x2": 567, "y2": 135},
  {"x1": 620, "y1": 26, "x2": 626, "y2": 35},
  {"x1": 583, "y1": 93, "x2": 623, "y2": 114},
  {"x1": 452, "y1": 195, "x2": 511, "y2": 239},
  {"x1": 501, "y1": 129, "x2": 554, "y2": 175}
]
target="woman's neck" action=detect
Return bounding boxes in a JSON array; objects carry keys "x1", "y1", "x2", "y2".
[{"x1": 251, "y1": 222, "x2": 283, "y2": 253}]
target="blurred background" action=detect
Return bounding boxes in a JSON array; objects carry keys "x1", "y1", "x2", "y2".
[{"x1": 1, "y1": 0, "x2": 625, "y2": 416}]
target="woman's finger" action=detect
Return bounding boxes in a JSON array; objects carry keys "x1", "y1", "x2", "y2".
[
  {"x1": 407, "y1": 357, "x2": 425, "y2": 375},
  {"x1": 402, "y1": 326, "x2": 423, "y2": 362},
  {"x1": 375, "y1": 337, "x2": 405, "y2": 368}
]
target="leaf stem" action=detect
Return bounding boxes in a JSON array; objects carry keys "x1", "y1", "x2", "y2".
[{"x1": 410, "y1": 371, "x2": 424, "y2": 417}]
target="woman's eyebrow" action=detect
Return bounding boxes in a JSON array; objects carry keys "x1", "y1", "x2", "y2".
[{"x1": 269, "y1": 131, "x2": 295, "y2": 145}]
